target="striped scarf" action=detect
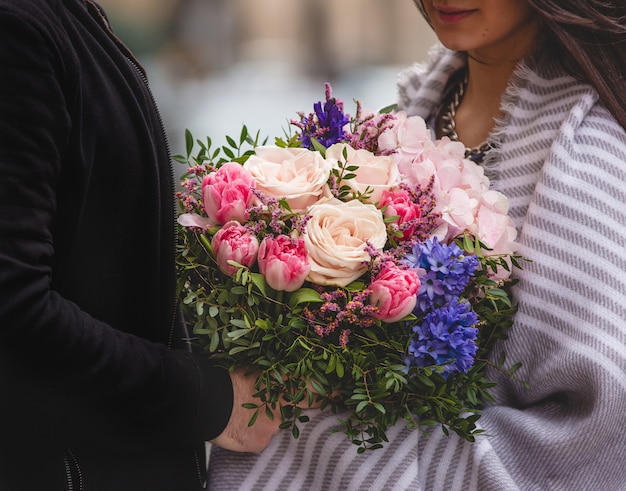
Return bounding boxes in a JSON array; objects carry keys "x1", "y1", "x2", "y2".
[{"x1": 208, "y1": 45, "x2": 626, "y2": 490}]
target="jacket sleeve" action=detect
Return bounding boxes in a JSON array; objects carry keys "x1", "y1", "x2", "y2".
[{"x1": 0, "y1": 6, "x2": 232, "y2": 449}]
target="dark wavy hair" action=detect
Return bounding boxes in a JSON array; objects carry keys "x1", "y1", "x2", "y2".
[{"x1": 412, "y1": 0, "x2": 626, "y2": 129}]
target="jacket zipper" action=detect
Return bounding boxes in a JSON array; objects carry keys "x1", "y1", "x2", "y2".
[
  {"x1": 126, "y1": 55, "x2": 180, "y2": 348},
  {"x1": 63, "y1": 449, "x2": 84, "y2": 491},
  {"x1": 194, "y1": 447, "x2": 208, "y2": 490},
  {"x1": 85, "y1": 0, "x2": 180, "y2": 347}
]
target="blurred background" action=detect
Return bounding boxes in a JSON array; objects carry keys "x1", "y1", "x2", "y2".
[{"x1": 96, "y1": 0, "x2": 437, "y2": 156}]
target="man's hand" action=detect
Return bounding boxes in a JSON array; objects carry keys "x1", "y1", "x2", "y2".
[{"x1": 211, "y1": 368, "x2": 281, "y2": 453}]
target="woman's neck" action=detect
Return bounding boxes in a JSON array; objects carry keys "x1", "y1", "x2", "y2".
[{"x1": 452, "y1": 57, "x2": 518, "y2": 148}]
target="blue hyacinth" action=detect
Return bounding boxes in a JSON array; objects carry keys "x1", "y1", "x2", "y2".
[
  {"x1": 406, "y1": 299, "x2": 478, "y2": 374},
  {"x1": 298, "y1": 96, "x2": 350, "y2": 150},
  {"x1": 403, "y1": 237, "x2": 479, "y2": 313}
]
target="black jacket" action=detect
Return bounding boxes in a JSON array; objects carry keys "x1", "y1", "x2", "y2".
[{"x1": 0, "y1": 0, "x2": 232, "y2": 489}]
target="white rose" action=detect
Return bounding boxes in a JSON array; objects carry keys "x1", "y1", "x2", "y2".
[
  {"x1": 243, "y1": 146, "x2": 333, "y2": 211},
  {"x1": 304, "y1": 198, "x2": 387, "y2": 287},
  {"x1": 326, "y1": 143, "x2": 400, "y2": 205}
]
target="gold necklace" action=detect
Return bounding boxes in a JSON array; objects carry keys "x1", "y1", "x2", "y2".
[{"x1": 440, "y1": 71, "x2": 493, "y2": 162}]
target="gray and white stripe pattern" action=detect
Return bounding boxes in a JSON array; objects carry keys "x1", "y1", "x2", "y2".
[
  {"x1": 208, "y1": 410, "x2": 420, "y2": 490},
  {"x1": 207, "y1": 45, "x2": 626, "y2": 490}
]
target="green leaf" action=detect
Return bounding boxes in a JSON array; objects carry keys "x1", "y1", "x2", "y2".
[
  {"x1": 185, "y1": 129, "x2": 194, "y2": 157},
  {"x1": 355, "y1": 401, "x2": 368, "y2": 413},
  {"x1": 248, "y1": 409, "x2": 259, "y2": 426},
  {"x1": 509, "y1": 362, "x2": 523, "y2": 376},
  {"x1": 462, "y1": 234, "x2": 475, "y2": 253},
  {"x1": 231, "y1": 286, "x2": 247, "y2": 295},
  {"x1": 195, "y1": 302, "x2": 204, "y2": 316},
  {"x1": 250, "y1": 273, "x2": 270, "y2": 297},
  {"x1": 372, "y1": 403, "x2": 386, "y2": 414},
  {"x1": 417, "y1": 374, "x2": 436, "y2": 388},
  {"x1": 226, "y1": 328, "x2": 250, "y2": 340},
  {"x1": 287, "y1": 288, "x2": 323, "y2": 307},
  {"x1": 239, "y1": 125, "x2": 249, "y2": 145},
  {"x1": 335, "y1": 359, "x2": 345, "y2": 378},
  {"x1": 222, "y1": 146, "x2": 235, "y2": 159},
  {"x1": 349, "y1": 393, "x2": 367, "y2": 401},
  {"x1": 379, "y1": 103, "x2": 397, "y2": 114},
  {"x1": 172, "y1": 154, "x2": 188, "y2": 164},
  {"x1": 225, "y1": 135, "x2": 238, "y2": 149},
  {"x1": 229, "y1": 343, "x2": 260, "y2": 355},
  {"x1": 309, "y1": 379, "x2": 327, "y2": 397},
  {"x1": 229, "y1": 319, "x2": 249, "y2": 329},
  {"x1": 199, "y1": 234, "x2": 213, "y2": 253},
  {"x1": 326, "y1": 355, "x2": 336, "y2": 374},
  {"x1": 209, "y1": 332, "x2": 220, "y2": 352},
  {"x1": 311, "y1": 138, "x2": 327, "y2": 156}
]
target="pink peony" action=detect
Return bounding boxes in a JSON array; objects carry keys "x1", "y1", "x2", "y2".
[
  {"x1": 258, "y1": 235, "x2": 311, "y2": 292},
  {"x1": 202, "y1": 162, "x2": 256, "y2": 225},
  {"x1": 177, "y1": 212, "x2": 213, "y2": 230},
  {"x1": 369, "y1": 264, "x2": 420, "y2": 323},
  {"x1": 211, "y1": 221, "x2": 259, "y2": 275},
  {"x1": 378, "y1": 188, "x2": 423, "y2": 241}
]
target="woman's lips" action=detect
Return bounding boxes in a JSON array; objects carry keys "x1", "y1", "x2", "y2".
[{"x1": 434, "y1": 7, "x2": 476, "y2": 23}]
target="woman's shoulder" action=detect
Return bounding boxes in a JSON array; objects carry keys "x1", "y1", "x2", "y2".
[
  {"x1": 499, "y1": 55, "x2": 624, "y2": 149},
  {"x1": 396, "y1": 44, "x2": 466, "y2": 118},
  {"x1": 525, "y1": 58, "x2": 626, "y2": 156}
]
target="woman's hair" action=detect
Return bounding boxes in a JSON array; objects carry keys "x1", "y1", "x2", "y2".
[{"x1": 413, "y1": 0, "x2": 626, "y2": 129}]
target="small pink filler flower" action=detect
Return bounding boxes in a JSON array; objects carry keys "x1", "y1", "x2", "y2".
[
  {"x1": 211, "y1": 221, "x2": 260, "y2": 276},
  {"x1": 258, "y1": 235, "x2": 311, "y2": 292},
  {"x1": 369, "y1": 264, "x2": 420, "y2": 323},
  {"x1": 202, "y1": 162, "x2": 256, "y2": 225}
]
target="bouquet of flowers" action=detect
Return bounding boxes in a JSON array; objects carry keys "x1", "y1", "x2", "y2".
[{"x1": 175, "y1": 84, "x2": 522, "y2": 452}]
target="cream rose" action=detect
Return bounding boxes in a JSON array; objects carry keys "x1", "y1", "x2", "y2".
[
  {"x1": 326, "y1": 143, "x2": 400, "y2": 205},
  {"x1": 243, "y1": 146, "x2": 333, "y2": 211},
  {"x1": 304, "y1": 198, "x2": 387, "y2": 287}
]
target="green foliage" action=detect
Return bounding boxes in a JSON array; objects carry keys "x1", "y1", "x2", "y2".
[{"x1": 178, "y1": 225, "x2": 522, "y2": 452}]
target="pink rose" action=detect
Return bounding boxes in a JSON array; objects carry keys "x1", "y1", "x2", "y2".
[
  {"x1": 369, "y1": 264, "x2": 420, "y2": 323},
  {"x1": 258, "y1": 235, "x2": 311, "y2": 292},
  {"x1": 203, "y1": 162, "x2": 256, "y2": 225},
  {"x1": 243, "y1": 146, "x2": 332, "y2": 212},
  {"x1": 211, "y1": 221, "x2": 259, "y2": 275},
  {"x1": 378, "y1": 189, "x2": 423, "y2": 241},
  {"x1": 304, "y1": 198, "x2": 387, "y2": 287}
]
